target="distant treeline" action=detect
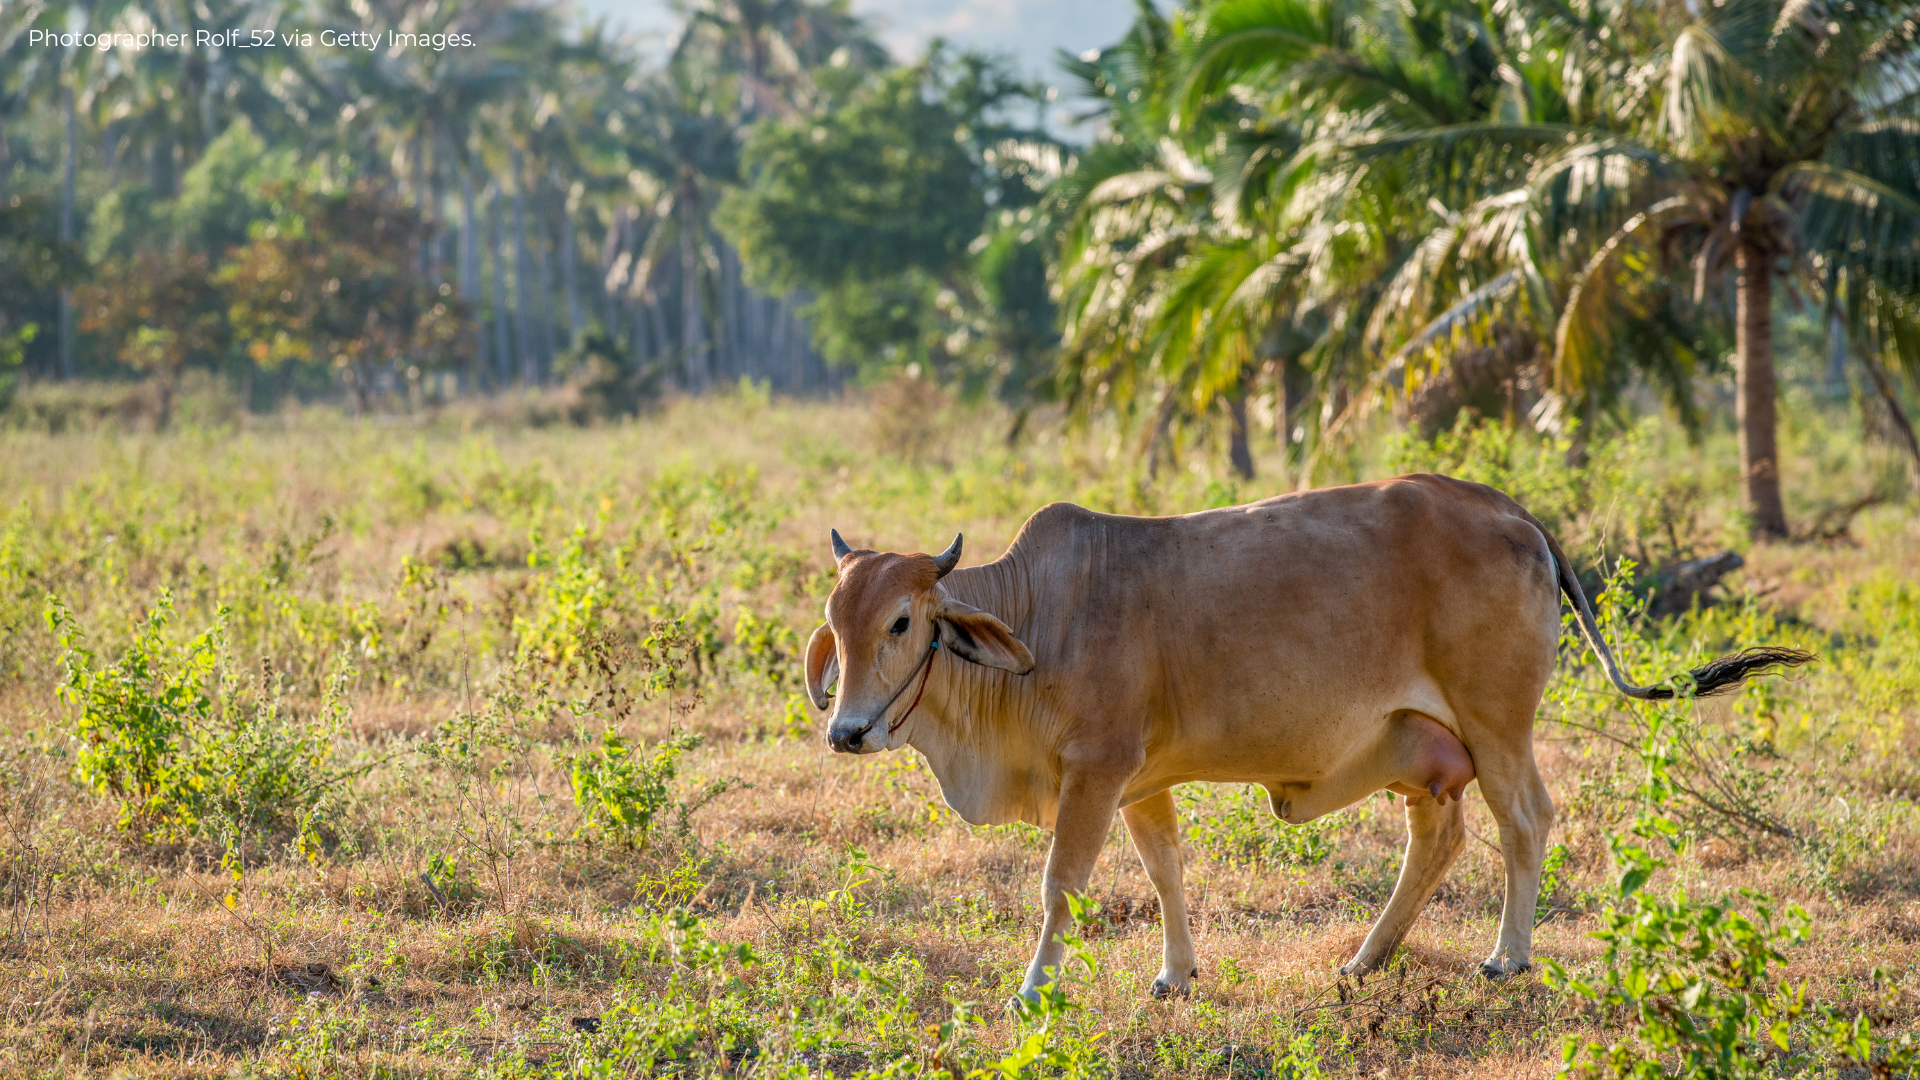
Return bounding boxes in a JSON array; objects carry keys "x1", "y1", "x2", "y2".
[{"x1": 4, "y1": 0, "x2": 1920, "y2": 534}]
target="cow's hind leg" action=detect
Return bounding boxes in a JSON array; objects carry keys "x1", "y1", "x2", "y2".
[
  {"x1": 1469, "y1": 737, "x2": 1554, "y2": 978},
  {"x1": 1340, "y1": 792, "x2": 1465, "y2": 976},
  {"x1": 1121, "y1": 789, "x2": 1196, "y2": 999}
]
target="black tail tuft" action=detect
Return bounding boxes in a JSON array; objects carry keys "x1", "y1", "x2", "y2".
[{"x1": 1652, "y1": 646, "x2": 1817, "y2": 700}]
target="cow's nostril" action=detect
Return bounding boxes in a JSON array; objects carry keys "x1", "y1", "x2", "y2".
[{"x1": 846, "y1": 728, "x2": 864, "y2": 749}]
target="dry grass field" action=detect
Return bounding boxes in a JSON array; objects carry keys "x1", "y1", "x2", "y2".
[{"x1": 0, "y1": 386, "x2": 1917, "y2": 1078}]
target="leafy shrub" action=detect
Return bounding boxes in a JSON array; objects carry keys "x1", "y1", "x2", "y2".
[
  {"x1": 515, "y1": 526, "x2": 612, "y2": 677},
  {"x1": 47, "y1": 590, "x2": 346, "y2": 846},
  {"x1": 1548, "y1": 826, "x2": 1918, "y2": 1079},
  {"x1": 1546, "y1": 660, "x2": 1918, "y2": 1080},
  {"x1": 730, "y1": 607, "x2": 799, "y2": 691},
  {"x1": 570, "y1": 731, "x2": 739, "y2": 851},
  {"x1": 1547, "y1": 845, "x2": 1815, "y2": 1079},
  {"x1": 48, "y1": 592, "x2": 218, "y2": 836}
]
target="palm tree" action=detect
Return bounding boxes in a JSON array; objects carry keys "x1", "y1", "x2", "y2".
[
  {"x1": 1185, "y1": 0, "x2": 1704, "y2": 445},
  {"x1": 1052, "y1": 1, "x2": 1245, "y2": 475},
  {"x1": 1626, "y1": 0, "x2": 1920, "y2": 535},
  {"x1": 673, "y1": 0, "x2": 886, "y2": 119},
  {"x1": 1420, "y1": 0, "x2": 1920, "y2": 534},
  {"x1": 1060, "y1": 0, "x2": 1549, "y2": 481},
  {"x1": 1192, "y1": 0, "x2": 1920, "y2": 534},
  {"x1": 618, "y1": 63, "x2": 743, "y2": 392}
]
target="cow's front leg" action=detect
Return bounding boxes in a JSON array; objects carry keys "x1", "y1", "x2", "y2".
[
  {"x1": 1121, "y1": 788, "x2": 1196, "y2": 999},
  {"x1": 1016, "y1": 770, "x2": 1126, "y2": 1007}
]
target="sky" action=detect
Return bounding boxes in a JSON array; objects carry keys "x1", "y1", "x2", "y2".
[{"x1": 571, "y1": 0, "x2": 1138, "y2": 88}]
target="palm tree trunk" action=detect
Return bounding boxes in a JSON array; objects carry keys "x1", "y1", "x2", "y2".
[
  {"x1": 1268, "y1": 357, "x2": 1292, "y2": 490},
  {"x1": 59, "y1": 85, "x2": 76, "y2": 381},
  {"x1": 1735, "y1": 242, "x2": 1788, "y2": 538},
  {"x1": 632, "y1": 302, "x2": 648, "y2": 370},
  {"x1": 1227, "y1": 380, "x2": 1255, "y2": 480},
  {"x1": 412, "y1": 129, "x2": 429, "y2": 278},
  {"x1": 775, "y1": 297, "x2": 794, "y2": 391},
  {"x1": 534, "y1": 176, "x2": 559, "y2": 366},
  {"x1": 748, "y1": 291, "x2": 768, "y2": 383},
  {"x1": 490, "y1": 186, "x2": 514, "y2": 388},
  {"x1": 720, "y1": 243, "x2": 742, "y2": 383},
  {"x1": 510, "y1": 154, "x2": 538, "y2": 386},
  {"x1": 1145, "y1": 393, "x2": 1178, "y2": 481},
  {"x1": 679, "y1": 197, "x2": 707, "y2": 393},
  {"x1": 457, "y1": 159, "x2": 482, "y2": 385},
  {"x1": 558, "y1": 181, "x2": 583, "y2": 346},
  {"x1": 601, "y1": 207, "x2": 630, "y2": 336},
  {"x1": 647, "y1": 291, "x2": 667, "y2": 374},
  {"x1": 770, "y1": 296, "x2": 789, "y2": 390}
]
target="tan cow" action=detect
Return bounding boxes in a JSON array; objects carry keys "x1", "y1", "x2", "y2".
[{"x1": 803, "y1": 474, "x2": 1810, "y2": 1003}]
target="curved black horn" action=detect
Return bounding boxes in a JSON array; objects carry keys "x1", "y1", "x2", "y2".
[
  {"x1": 831, "y1": 529, "x2": 853, "y2": 560},
  {"x1": 931, "y1": 533, "x2": 963, "y2": 577}
]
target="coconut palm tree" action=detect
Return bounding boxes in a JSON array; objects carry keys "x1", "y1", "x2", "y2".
[
  {"x1": 1193, "y1": 0, "x2": 1920, "y2": 534},
  {"x1": 1186, "y1": 0, "x2": 1707, "y2": 446},
  {"x1": 618, "y1": 63, "x2": 743, "y2": 392},
  {"x1": 673, "y1": 0, "x2": 886, "y2": 119},
  {"x1": 1061, "y1": 0, "x2": 1553, "y2": 481},
  {"x1": 1052, "y1": 1, "x2": 1243, "y2": 474}
]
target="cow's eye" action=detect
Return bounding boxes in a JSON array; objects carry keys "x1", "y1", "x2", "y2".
[{"x1": 890, "y1": 616, "x2": 910, "y2": 635}]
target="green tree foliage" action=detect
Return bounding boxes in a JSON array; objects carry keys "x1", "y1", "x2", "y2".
[
  {"x1": 1, "y1": 0, "x2": 1917, "y2": 515},
  {"x1": 0, "y1": 194, "x2": 80, "y2": 403},
  {"x1": 722, "y1": 49, "x2": 1061, "y2": 397},
  {"x1": 1302, "y1": 0, "x2": 1920, "y2": 534},
  {"x1": 1075, "y1": 0, "x2": 1920, "y2": 510},
  {"x1": 86, "y1": 118, "x2": 302, "y2": 264},
  {"x1": 727, "y1": 65, "x2": 985, "y2": 293},
  {"x1": 76, "y1": 246, "x2": 226, "y2": 427},
  {"x1": 222, "y1": 180, "x2": 469, "y2": 408}
]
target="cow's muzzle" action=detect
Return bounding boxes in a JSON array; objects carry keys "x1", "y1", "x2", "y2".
[{"x1": 827, "y1": 720, "x2": 879, "y2": 754}]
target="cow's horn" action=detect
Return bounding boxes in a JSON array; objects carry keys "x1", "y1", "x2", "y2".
[
  {"x1": 931, "y1": 533, "x2": 962, "y2": 577},
  {"x1": 831, "y1": 529, "x2": 853, "y2": 560}
]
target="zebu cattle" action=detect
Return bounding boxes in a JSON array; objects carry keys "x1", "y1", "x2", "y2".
[{"x1": 803, "y1": 474, "x2": 1811, "y2": 1002}]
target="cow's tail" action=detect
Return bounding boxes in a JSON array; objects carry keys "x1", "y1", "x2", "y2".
[{"x1": 1527, "y1": 518, "x2": 1814, "y2": 700}]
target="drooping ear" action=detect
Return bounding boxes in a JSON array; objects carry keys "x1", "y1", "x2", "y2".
[
  {"x1": 804, "y1": 623, "x2": 840, "y2": 709},
  {"x1": 935, "y1": 598, "x2": 1035, "y2": 674}
]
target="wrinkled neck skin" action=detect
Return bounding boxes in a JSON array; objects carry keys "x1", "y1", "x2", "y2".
[{"x1": 891, "y1": 546, "x2": 1062, "y2": 828}]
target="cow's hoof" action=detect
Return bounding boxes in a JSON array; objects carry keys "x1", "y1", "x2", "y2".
[
  {"x1": 1476, "y1": 959, "x2": 1531, "y2": 980},
  {"x1": 1006, "y1": 987, "x2": 1043, "y2": 1015},
  {"x1": 1148, "y1": 967, "x2": 1198, "y2": 1000}
]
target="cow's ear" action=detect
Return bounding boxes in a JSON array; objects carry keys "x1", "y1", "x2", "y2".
[
  {"x1": 936, "y1": 599, "x2": 1035, "y2": 674},
  {"x1": 804, "y1": 623, "x2": 839, "y2": 709}
]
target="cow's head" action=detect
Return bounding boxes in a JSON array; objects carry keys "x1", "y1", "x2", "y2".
[{"x1": 807, "y1": 530, "x2": 1034, "y2": 754}]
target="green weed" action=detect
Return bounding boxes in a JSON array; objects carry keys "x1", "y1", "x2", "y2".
[
  {"x1": 570, "y1": 731, "x2": 713, "y2": 851},
  {"x1": 46, "y1": 590, "x2": 345, "y2": 848}
]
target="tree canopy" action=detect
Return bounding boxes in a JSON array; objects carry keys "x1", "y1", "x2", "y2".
[{"x1": 1, "y1": 0, "x2": 1918, "y2": 525}]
